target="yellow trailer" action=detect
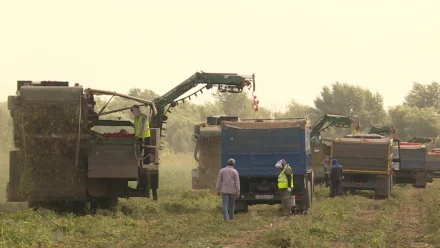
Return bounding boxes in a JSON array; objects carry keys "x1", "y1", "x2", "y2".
[{"x1": 329, "y1": 135, "x2": 401, "y2": 198}]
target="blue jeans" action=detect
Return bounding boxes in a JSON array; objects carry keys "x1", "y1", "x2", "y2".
[{"x1": 221, "y1": 193, "x2": 236, "y2": 220}]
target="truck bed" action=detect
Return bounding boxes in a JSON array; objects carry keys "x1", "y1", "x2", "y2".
[
  {"x1": 221, "y1": 120, "x2": 309, "y2": 176},
  {"x1": 399, "y1": 145, "x2": 426, "y2": 171},
  {"x1": 332, "y1": 138, "x2": 392, "y2": 173},
  {"x1": 427, "y1": 152, "x2": 440, "y2": 174}
]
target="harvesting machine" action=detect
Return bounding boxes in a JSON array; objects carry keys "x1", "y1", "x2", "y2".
[{"x1": 6, "y1": 72, "x2": 255, "y2": 211}]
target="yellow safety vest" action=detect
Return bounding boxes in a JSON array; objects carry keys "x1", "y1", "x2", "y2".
[
  {"x1": 278, "y1": 165, "x2": 294, "y2": 189},
  {"x1": 134, "y1": 114, "x2": 151, "y2": 138}
]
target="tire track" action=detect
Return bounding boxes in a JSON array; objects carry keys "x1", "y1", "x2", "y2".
[
  {"x1": 393, "y1": 186, "x2": 434, "y2": 248},
  {"x1": 223, "y1": 216, "x2": 293, "y2": 248}
]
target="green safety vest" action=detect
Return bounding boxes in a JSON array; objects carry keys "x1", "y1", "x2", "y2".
[
  {"x1": 278, "y1": 165, "x2": 294, "y2": 189},
  {"x1": 134, "y1": 114, "x2": 151, "y2": 138}
]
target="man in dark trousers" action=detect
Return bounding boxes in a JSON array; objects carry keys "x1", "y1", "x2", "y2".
[{"x1": 330, "y1": 159, "x2": 343, "y2": 197}]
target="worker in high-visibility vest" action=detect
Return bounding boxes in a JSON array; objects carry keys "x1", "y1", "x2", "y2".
[
  {"x1": 131, "y1": 105, "x2": 151, "y2": 163},
  {"x1": 275, "y1": 159, "x2": 294, "y2": 217}
]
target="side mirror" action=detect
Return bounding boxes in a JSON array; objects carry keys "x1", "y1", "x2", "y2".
[{"x1": 392, "y1": 140, "x2": 401, "y2": 170}]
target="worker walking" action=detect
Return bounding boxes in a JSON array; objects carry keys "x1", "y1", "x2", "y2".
[
  {"x1": 275, "y1": 159, "x2": 294, "y2": 217},
  {"x1": 330, "y1": 159, "x2": 343, "y2": 197},
  {"x1": 216, "y1": 158, "x2": 240, "y2": 221},
  {"x1": 131, "y1": 105, "x2": 151, "y2": 163}
]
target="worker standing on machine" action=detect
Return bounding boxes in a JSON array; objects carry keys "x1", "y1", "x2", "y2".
[
  {"x1": 275, "y1": 159, "x2": 294, "y2": 217},
  {"x1": 131, "y1": 105, "x2": 151, "y2": 164}
]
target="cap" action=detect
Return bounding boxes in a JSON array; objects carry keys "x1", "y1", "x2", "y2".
[
  {"x1": 228, "y1": 158, "x2": 235, "y2": 165},
  {"x1": 275, "y1": 159, "x2": 286, "y2": 168}
]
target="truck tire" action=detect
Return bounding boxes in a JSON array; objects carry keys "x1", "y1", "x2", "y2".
[
  {"x1": 389, "y1": 176, "x2": 393, "y2": 195},
  {"x1": 308, "y1": 179, "x2": 312, "y2": 206},
  {"x1": 385, "y1": 181, "x2": 391, "y2": 198},
  {"x1": 152, "y1": 188, "x2": 158, "y2": 201},
  {"x1": 98, "y1": 197, "x2": 118, "y2": 212},
  {"x1": 375, "y1": 184, "x2": 391, "y2": 199},
  {"x1": 299, "y1": 178, "x2": 312, "y2": 214},
  {"x1": 234, "y1": 201, "x2": 248, "y2": 214}
]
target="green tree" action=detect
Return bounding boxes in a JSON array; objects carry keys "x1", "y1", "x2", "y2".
[
  {"x1": 404, "y1": 82, "x2": 440, "y2": 109},
  {"x1": 314, "y1": 82, "x2": 388, "y2": 131},
  {"x1": 94, "y1": 88, "x2": 218, "y2": 153},
  {"x1": 388, "y1": 105, "x2": 440, "y2": 141},
  {"x1": 274, "y1": 100, "x2": 320, "y2": 124},
  {"x1": 0, "y1": 102, "x2": 12, "y2": 159},
  {"x1": 212, "y1": 92, "x2": 271, "y2": 119},
  {"x1": 127, "y1": 88, "x2": 160, "y2": 100}
]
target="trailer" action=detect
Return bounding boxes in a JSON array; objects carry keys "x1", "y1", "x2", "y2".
[
  {"x1": 6, "y1": 72, "x2": 256, "y2": 212},
  {"x1": 221, "y1": 119, "x2": 312, "y2": 214},
  {"x1": 192, "y1": 114, "x2": 355, "y2": 190},
  {"x1": 330, "y1": 135, "x2": 401, "y2": 198},
  {"x1": 427, "y1": 149, "x2": 440, "y2": 180},
  {"x1": 395, "y1": 142, "x2": 427, "y2": 188}
]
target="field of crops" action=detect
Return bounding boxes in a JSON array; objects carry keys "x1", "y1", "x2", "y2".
[{"x1": 0, "y1": 153, "x2": 439, "y2": 248}]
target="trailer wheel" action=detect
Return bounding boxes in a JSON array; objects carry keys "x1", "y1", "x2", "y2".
[{"x1": 307, "y1": 179, "x2": 312, "y2": 207}]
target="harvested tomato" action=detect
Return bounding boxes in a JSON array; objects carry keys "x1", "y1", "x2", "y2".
[{"x1": 100, "y1": 132, "x2": 135, "y2": 139}]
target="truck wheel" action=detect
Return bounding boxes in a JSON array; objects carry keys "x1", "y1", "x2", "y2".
[
  {"x1": 390, "y1": 177, "x2": 393, "y2": 195},
  {"x1": 234, "y1": 201, "x2": 248, "y2": 214},
  {"x1": 307, "y1": 179, "x2": 312, "y2": 207},
  {"x1": 299, "y1": 179, "x2": 312, "y2": 214},
  {"x1": 152, "y1": 188, "x2": 158, "y2": 201},
  {"x1": 375, "y1": 185, "x2": 391, "y2": 199},
  {"x1": 98, "y1": 197, "x2": 118, "y2": 212}
]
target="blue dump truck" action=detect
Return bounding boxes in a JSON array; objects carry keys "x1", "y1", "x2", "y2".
[{"x1": 220, "y1": 119, "x2": 313, "y2": 214}]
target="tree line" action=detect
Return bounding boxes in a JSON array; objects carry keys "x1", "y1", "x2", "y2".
[{"x1": 1, "y1": 81, "x2": 440, "y2": 155}]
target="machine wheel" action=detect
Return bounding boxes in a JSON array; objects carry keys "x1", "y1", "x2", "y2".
[
  {"x1": 29, "y1": 201, "x2": 46, "y2": 210},
  {"x1": 7, "y1": 151, "x2": 23, "y2": 202}
]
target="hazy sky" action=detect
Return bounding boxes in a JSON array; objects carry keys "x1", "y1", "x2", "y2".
[{"x1": 1, "y1": 0, "x2": 439, "y2": 113}]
